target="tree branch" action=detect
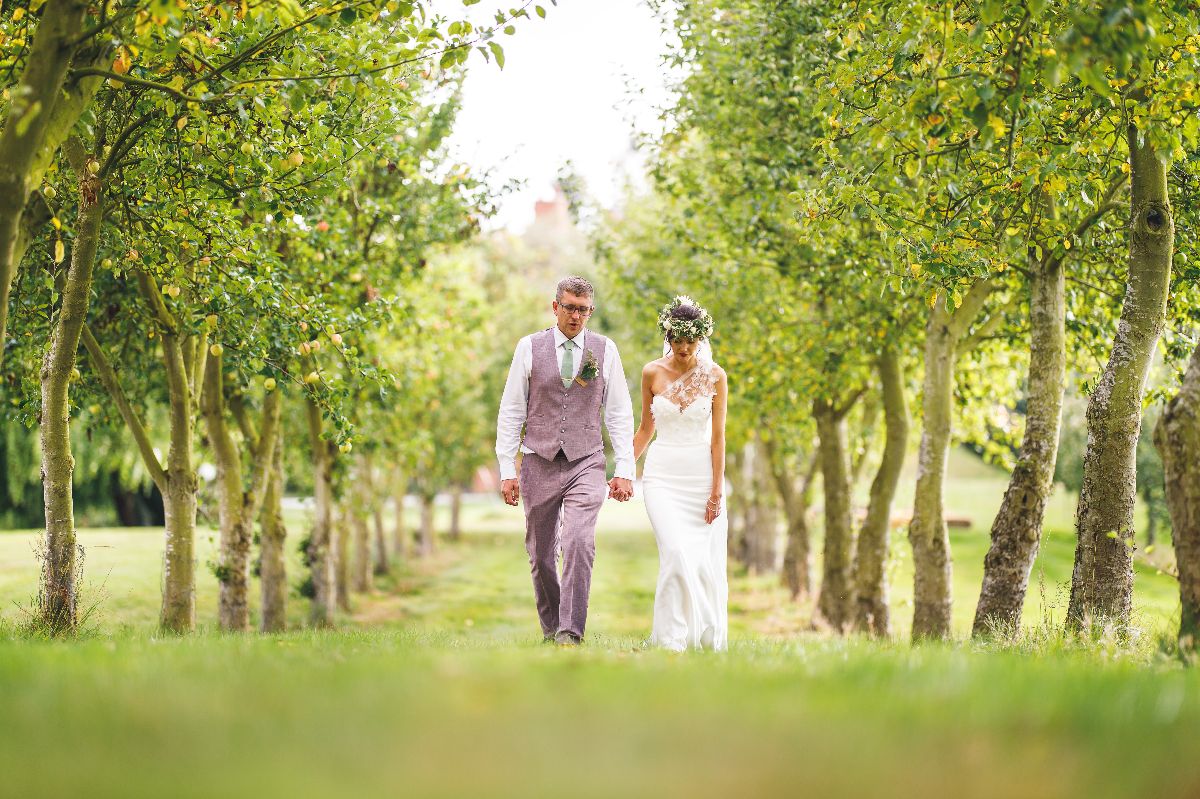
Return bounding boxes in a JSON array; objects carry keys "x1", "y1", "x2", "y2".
[{"x1": 80, "y1": 325, "x2": 168, "y2": 491}]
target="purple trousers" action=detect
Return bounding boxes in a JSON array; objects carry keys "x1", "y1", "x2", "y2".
[{"x1": 519, "y1": 449, "x2": 607, "y2": 638}]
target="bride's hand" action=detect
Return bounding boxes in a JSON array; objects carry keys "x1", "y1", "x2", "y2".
[{"x1": 704, "y1": 494, "x2": 722, "y2": 525}]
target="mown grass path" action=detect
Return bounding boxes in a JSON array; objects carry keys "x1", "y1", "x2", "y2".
[{"x1": 0, "y1": 485, "x2": 1195, "y2": 798}]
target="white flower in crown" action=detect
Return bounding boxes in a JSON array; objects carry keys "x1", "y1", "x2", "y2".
[{"x1": 657, "y1": 294, "x2": 716, "y2": 341}]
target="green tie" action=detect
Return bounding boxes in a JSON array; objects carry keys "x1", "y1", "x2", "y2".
[{"x1": 561, "y1": 340, "x2": 575, "y2": 388}]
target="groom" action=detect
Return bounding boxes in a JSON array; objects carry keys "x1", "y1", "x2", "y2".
[{"x1": 496, "y1": 276, "x2": 635, "y2": 645}]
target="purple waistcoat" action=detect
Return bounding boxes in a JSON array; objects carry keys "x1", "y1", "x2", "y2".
[{"x1": 522, "y1": 328, "x2": 608, "y2": 462}]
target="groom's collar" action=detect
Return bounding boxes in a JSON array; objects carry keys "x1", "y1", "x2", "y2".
[{"x1": 552, "y1": 326, "x2": 586, "y2": 350}]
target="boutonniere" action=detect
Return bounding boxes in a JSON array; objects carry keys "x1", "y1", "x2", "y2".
[{"x1": 575, "y1": 350, "x2": 600, "y2": 386}]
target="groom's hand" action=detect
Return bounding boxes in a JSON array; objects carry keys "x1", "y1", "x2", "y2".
[
  {"x1": 501, "y1": 479, "x2": 520, "y2": 506},
  {"x1": 608, "y1": 477, "x2": 633, "y2": 502}
]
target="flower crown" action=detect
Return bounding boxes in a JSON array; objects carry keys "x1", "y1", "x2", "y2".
[{"x1": 657, "y1": 295, "x2": 715, "y2": 341}]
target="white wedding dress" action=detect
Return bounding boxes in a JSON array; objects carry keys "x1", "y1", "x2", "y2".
[{"x1": 643, "y1": 360, "x2": 728, "y2": 652}]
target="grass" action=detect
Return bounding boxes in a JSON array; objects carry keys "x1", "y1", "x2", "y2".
[{"x1": 0, "y1": 452, "x2": 1193, "y2": 798}]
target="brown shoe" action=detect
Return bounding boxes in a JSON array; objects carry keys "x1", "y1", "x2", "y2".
[{"x1": 554, "y1": 631, "x2": 582, "y2": 646}]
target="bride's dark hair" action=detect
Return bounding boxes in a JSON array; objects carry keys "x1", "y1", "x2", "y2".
[{"x1": 668, "y1": 304, "x2": 703, "y2": 323}]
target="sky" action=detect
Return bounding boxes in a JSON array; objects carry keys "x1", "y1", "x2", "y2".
[{"x1": 442, "y1": 0, "x2": 677, "y2": 231}]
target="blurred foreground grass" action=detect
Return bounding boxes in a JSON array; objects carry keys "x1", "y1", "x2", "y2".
[
  {"x1": 1, "y1": 628, "x2": 1198, "y2": 799},
  {"x1": 0, "y1": 449, "x2": 1193, "y2": 798}
]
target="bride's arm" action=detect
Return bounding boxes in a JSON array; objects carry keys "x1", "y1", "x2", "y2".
[
  {"x1": 633, "y1": 365, "x2": 656, "y2": 461},
  {"x1": 706, "y1": 367, "x2": 728, "y2": 525}
]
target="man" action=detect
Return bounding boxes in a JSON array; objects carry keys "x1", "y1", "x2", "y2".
[{"x1": 496, "y1": 276, "x2": 635, "y2": 645}]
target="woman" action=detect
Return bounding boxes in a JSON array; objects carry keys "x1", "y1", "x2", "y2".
[{"x1": 634, "y1": 295, "x2": 728, "y2": 651}]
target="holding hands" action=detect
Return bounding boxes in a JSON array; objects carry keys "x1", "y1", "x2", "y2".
[{"x1": 608, "y1": 477, "x2": 633, "y2": 502}]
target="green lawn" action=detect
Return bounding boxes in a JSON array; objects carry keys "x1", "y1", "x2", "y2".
[{"x1": 0, "y1": 457, "x2": 1193, "y2": 798}]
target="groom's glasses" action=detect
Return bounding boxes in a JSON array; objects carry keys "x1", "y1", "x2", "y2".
[{"x1": 558, "y1": 303, "x2": 594, "y2": 318}]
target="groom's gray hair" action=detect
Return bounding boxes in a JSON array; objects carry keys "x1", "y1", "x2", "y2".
[{"x1": 556, "y1": 276, "x2": 594, "y2": 301}]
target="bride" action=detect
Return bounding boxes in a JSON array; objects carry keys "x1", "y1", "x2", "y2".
[{"x1": 633, "y1": 296, "x2": 729, "y2": 651}]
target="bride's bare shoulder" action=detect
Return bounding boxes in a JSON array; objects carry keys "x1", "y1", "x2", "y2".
[{"x1": 641, "y1": 358, "x2": 669, "y2": 377}]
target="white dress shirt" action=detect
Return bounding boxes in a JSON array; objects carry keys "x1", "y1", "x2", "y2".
[{"x1": 496, "y1": 326, "x2": 635, "y2": 481}]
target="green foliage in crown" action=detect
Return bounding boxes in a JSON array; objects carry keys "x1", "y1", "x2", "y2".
[{"x1": 657, "y1": 295, "x2": 715, "y2": 341}]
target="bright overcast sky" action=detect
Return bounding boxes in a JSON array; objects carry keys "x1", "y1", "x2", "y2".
[{"x1": 441, "y1": 0, "x2": 677, "y2": 231}]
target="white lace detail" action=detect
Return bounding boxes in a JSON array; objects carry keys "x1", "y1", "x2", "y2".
[
  {"x1": 660, "y1": 362, "x2": 718, "y2": 412},
  {"x1": 650, "y1": 362, "x2": 719, "y2": 447}
]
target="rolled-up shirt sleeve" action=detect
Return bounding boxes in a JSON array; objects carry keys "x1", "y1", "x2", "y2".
[
  {"x1": 496, "y1": 337, "x2": 531, "y2": 481},
  {"x1": 603, "y1": 342, "x2": 635, "y2": 480}
]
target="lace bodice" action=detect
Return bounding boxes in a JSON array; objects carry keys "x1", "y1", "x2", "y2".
[{"x1": 650, "y1": 362, "x2": 718, "y2": 446}]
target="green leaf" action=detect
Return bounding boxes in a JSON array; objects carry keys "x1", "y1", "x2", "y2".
[
  {"x1": 536, "y1": 5, "x2": 546, "y2": 17},
  {"x1": 488, "y1": 41, "x2": 505, "y2": 69}
]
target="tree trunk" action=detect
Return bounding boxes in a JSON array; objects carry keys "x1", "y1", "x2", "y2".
[
  {"x1": 80, "y1": 273, "x2": 204, "y2": 635},
  {"x1": 726, "y1": 447, "x2": 748, "y2": 566},
  {"x1": 910, "y1": 317, "x2": 955, "y2": 640},
  {"x1": 304, "y1": 391, "x2": 336, "y2": 627},
  {"x1": 365, "y1": 454, "x2": 388, "y2": 575},
  {"x1": 393, "y1": 469, "x2": 408, "y2": 559},
  {"x1": 973, "y1": 250, "x2": 1067, "y2": 637},
  {"x1": 849, "y1": 389, "x2": 881, "y2": 488},
  {"x1": 0, "y1": 0, "x2": 91, "y2": 360},
  {"x1": 419, "y1": 494, "x2": 436, "y2": 557},
  {"x1": 814, "y1": 399, "x2": 855, "y2": 631},
  {"x1": 202, "y1": 356, "x2": 250, "y2": 631},
  {"x1": 769, "y1": 443, "x2": 818, "y2": 602},
  {"x1": 754, "y1": 447, "x2": 779, "y2": 572},
  {"x1": 854, "y1": 349, "x2": 909, "y2": 637},
  {"x1": 352, "y1": 500, "x2": 372, "y2": 593},
  {"x1": 81, "y1": 322, "x2": 196, "y2": 633},
  {"x1": 739, "y1": 443, "x2": 776, "y2": 574},
  {"x1": 1068, "y1": 128, "x2": 1172, "y2": 632},
  {"x1": 201, "y1": 357, "x2": 281, "y2": 632},
  {"x1": 334, "y1": 507, "x2": 352, "y2": 612},
  {"x1": 37, "y1": 137, "x2": 101, "y2": 633},
  {"x1": 908, "y1": 285, "x2": 994, "y2": 640},
  {"x1": 259, "y1": 430, "x2": 288, "y2": 632},
  {"x1": 449, "y1": 486, "x2": 463, "y2": 542},
  {"x1": 1154, "y1": 342, "x2": 1200, "y2": 651},
  {"x1": 159, "y1": 467, "x2": 198, "y2": 633}
]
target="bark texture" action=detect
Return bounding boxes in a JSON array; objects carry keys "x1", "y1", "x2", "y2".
[
  {"x1": 909, "y1": 285, "x2": 994, "y2": 640},
  {"x1": 201, "y1": 358, "x2": 280, "y2": 631},
  {"x1": 974, "y1": 252, "x2": 1066, "y2": 637},
  {"x1": 1068, "y1": 129, "x2": 1172, "y2": 632},
  {"x1": 259, "y1": 430, "x2": 288, "y2": 632},
  {"x1": 37, "y1": 137, "x2": 101, "y2": 633},
  {"x1": 814, "y1": 398, "x2": 855, "y2": 632},
  {"x1": 1155, "y1": 342, "x2": 1200, "y2": 650},
  {"x1": 854, "y1": 350, "x2": 909, "y2": 637}
]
